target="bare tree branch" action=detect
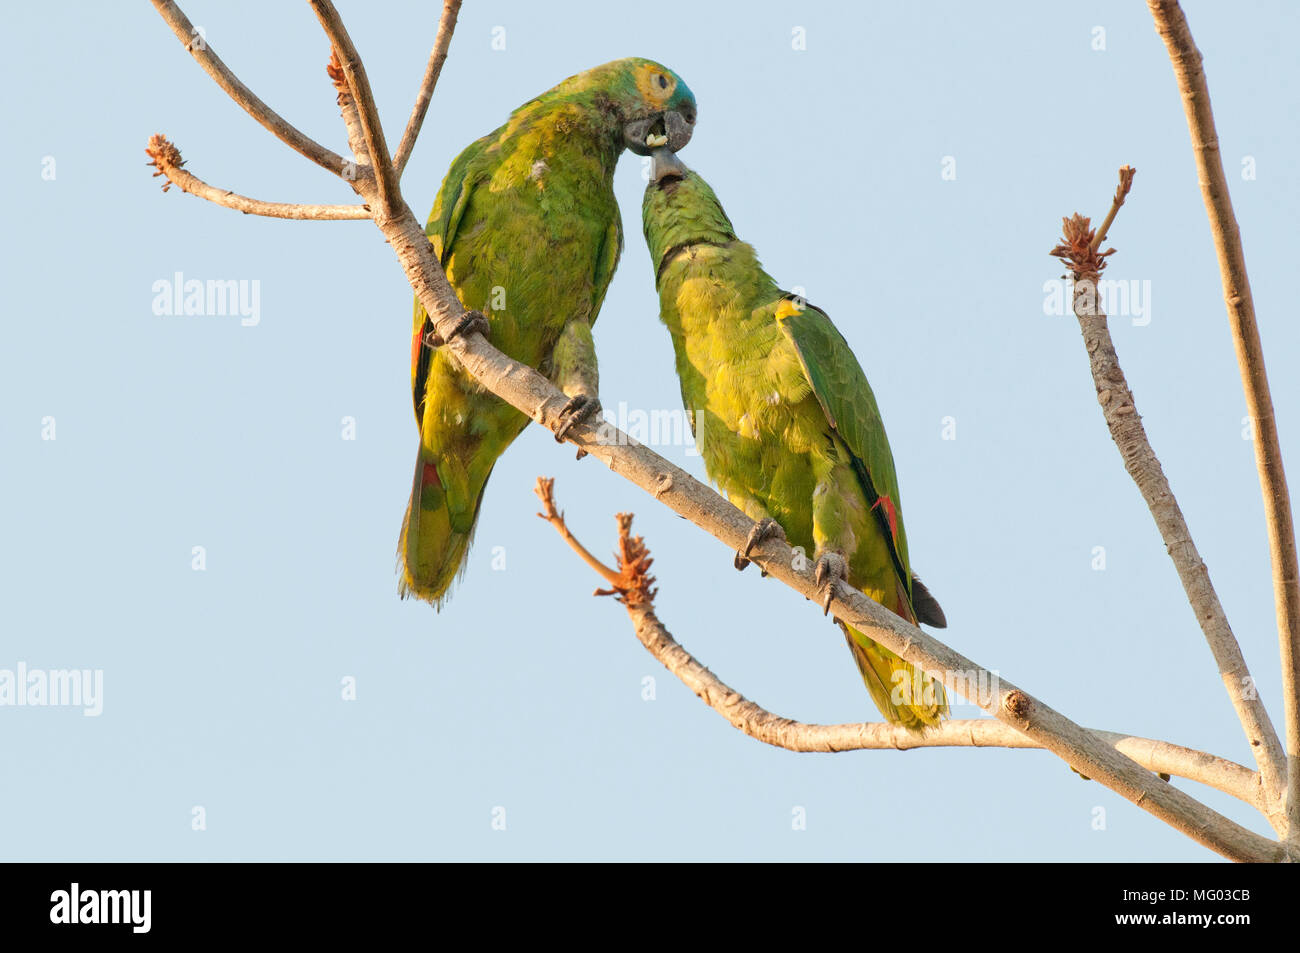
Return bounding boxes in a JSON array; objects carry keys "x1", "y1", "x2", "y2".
[
  {"x1": 144, "y1": 2, "x2": 1295, "y2": 862},
  {"x1": 1089, "y1": 164, "x2": 1134, "y2": 252},
  {"x1": 1148, "y1": 0, "x2": 1300, "y2": 846},
  {"x1": 537, "y1": 478, "x2": 1264, "y2": 810},
  {"x1": 393, "y1": 232, "x2": 1282, "y2": 859},
  {"x1": 309, "y1": 0, "x2": 401, "y2": 218},
  {"x1": 393, "y1": 0, "x2": 463, "y2": 178},
  {"x1": 148, "y1": 0, "x2": 354, "y2": 179},
  {"x1": 144, "y1": 135, "x2": 369, "y2": 220},
  {"x1": 325, "y1": 51, "x2": 373, "y2": 186},
  {"x1": 1051, "y1": 170, "x2": 1288, "y2": 836},
  {"x1": 534, "y1": 477, "x2": 625, "y2": 589}
]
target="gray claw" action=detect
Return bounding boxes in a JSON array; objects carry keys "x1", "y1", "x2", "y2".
[
  {"x1": 554, "y1": 394, "x2": 600, "y2": 442},
  {"x1": 814, "y1": 552, "x2": 848, "y2": 616},
  {"x1": 428, "y1": 309, "x2": 489, "y2": 347},
  {"x1": 734, "y1": 517, "x2": 786, "y2": 571}
]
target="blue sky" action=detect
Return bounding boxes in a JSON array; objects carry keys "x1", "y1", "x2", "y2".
[{"x1": 2, "y1": 0, "x2": 1297, "y2": 860}]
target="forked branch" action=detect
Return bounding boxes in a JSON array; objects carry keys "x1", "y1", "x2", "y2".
[
  {"x1": 144, "y1": 135, "x2": 370, "y2": 220},
  {"x1": 535, "y1": 478, "x2": 1264, "y2": 810},
  {"x1": 309, "y1": 0, "x2": 401, "y2": 217},
  {"x1": 1052, "y1": 167, "x2": 1287, "y2": 834},
  {"x1": 149, "y1": 0, "x2": 354, "y2": 179},
  {"x1": 1148, "y1": 0, "x2": 1300, "y2": 845}
]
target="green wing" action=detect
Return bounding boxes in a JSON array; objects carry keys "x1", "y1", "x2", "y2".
[
  {"x1": 774, "y1": 296, "x2": 913, "y2": 592},
  {"x1": 412, "y1": 134, "x2": 494, "y2": 420},
  {"x1": 424, "y1": 133, "x2": 493, "y2": 266},
  {"x1": 588, "y1": 218, "x2": 623, "y2": 329}
]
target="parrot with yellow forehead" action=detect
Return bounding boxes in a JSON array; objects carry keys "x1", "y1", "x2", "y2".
[
  {"x1": 641, "y1": 160, "x2": 948, "y2": 730},
  {"x1": 400, "y1": 58, "x2": 697, "y2": 606}
]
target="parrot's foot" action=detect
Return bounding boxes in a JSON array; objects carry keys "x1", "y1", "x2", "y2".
[
  {"x1": 554, "y1": 394, "x2": 601, "y2": 442},
  {"x1": 734, "y1": 517, "x2": 786, "y2": 571},
  {"x1": 428, "y1": 309, "x2": 490, "y2": 347},
  {"x1": 814, "y1": 552, "x2": 848, "y2": 616}
]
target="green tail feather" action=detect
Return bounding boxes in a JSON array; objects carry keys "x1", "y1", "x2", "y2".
[
  {"x1": 397, "y1": 454, "x2": 490, "y2": 610},
  {"x1": 841, "y1": 623, "x2": 948, "y2": 731}
]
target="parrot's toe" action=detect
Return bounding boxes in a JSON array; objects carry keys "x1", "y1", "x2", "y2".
[
  {"x1": 734, "y1": 517, "x2": 786, "y2": 571},
  {"x1": 814, "y1": 552, "x2": 848, "y2": 616},
  {"x1": 453, "y1": 309, "x2": 491, "y2": 341},
  {"x1": 554, "y1": 394, "x2": 601, "y2": 443},
  {"x1": 429, "y1": 309, "x2": 490, "y2": 347}
]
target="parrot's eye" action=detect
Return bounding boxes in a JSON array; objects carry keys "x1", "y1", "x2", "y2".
[{"x1": 639, "y1": 68, "x2": 674, "y2": 104}]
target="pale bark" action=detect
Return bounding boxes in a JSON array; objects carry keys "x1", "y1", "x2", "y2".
[
  {"x1": 149, "y1": 0, "x2": 354, "y2": 179},
  {"x1": 392, "y1": 0, "x2": 463, "y2": 178},
  {"x1": 536, "y1": 479, "x2": 1264, "y2": 811},
  {"x1": 1148, "y1": 0, "x2": 1300, "y2": 846},
  {"x1": 627, "y1": 605, "x2": 1263, "y2": 808},
  {"x1": 1071, "y1": 280, "x2": 1286, "y2": 832},
  {"x1": 1052, "y1": 177, "x2": 1286, "y2": 836},
  {"x1": 144, "y1": 135, "x2": 369, "y2": 220},
  {"x1": 324, "y1": 51, "x2": 373, "y2": 192},
  {"x1": 310, "y1": 1, "x2": 400, "y2": 217}
]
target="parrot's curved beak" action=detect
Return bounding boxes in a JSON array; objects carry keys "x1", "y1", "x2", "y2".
[
  {"x1": 650, "y1": 146, "x2": 687, "y2": 184},
  {"x1": 623, "y1": 105, "x2": 696, "y2": 156}
]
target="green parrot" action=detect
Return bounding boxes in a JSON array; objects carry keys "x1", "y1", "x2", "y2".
[
  {"x1": 642, "y1": 162, "x2": 948, "y2": 730},
  {"x1": 400, "y1": 58, "x2": 697, "y2": 606}
]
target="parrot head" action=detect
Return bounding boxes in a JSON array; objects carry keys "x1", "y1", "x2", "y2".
[
  {"x1": 641, "y1": 163, "x2": 738, "y2": 278},
  {"x1": 544, "y1": 58, "x2": 697, "y2": 161}
]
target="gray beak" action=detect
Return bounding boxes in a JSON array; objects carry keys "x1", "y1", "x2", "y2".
[
  {"x1": 663, "y1": 108, "x2": 694, "y2": 152},
  {"x1": 623, "y1": 107, "x2": 696, "y2": 156},
  {"x1": 651, "y1": 147, "x2": 688, "y2": 183}
]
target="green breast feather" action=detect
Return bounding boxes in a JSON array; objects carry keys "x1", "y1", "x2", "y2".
[{"x1": 643, "y1": 167, "x2": 947, "y2": 729}]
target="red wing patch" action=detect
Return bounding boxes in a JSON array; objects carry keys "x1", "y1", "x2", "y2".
[
  {"x1": 871, "y1": 493, "x2": 899, "y2": 544},
  {"x1": 420, "y1": 461, "x2": 442, "y2": 489},
  {"x1": 892, "y1": 588, "x2": 916, "y2": 625},
  {"x1": 411, "y1": 316, "x2": 436, "y2": 423}
]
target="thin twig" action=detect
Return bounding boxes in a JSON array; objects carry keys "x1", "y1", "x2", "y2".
[
  {"x1": 1148, "y1": 0, "x2": 1300, "y2": 846},
  {"x1": 144, "y1": 135, "x2": 369, "y2": 220},
  {"x1": 534, "y1": 478, "x2": 657, "y2": 604},
  {"x1": 1051, "y1": 170, "x2": 1287, "y2": 836},
  {"x1": 537, "y1": 478, "x2": 1264, "y2": 809},
  {"x1": 393, "y1": 0, "x2": 463, "y2": 178},
  {"x1": 1090, "y1": 164, "x2": 1135, "y2": 251},
  {"x1": 325, "y1": 51, "x2": 372, "y2": 182},
  {"x1": 534, "y1": 477, "x2": 623, "y2": 589},
  {"x1": 149, "y1": 0, "x2": 353, "y2": 179},
  {"x1": 310, "y1": 1, "x2": 402, "y2": 218}
]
